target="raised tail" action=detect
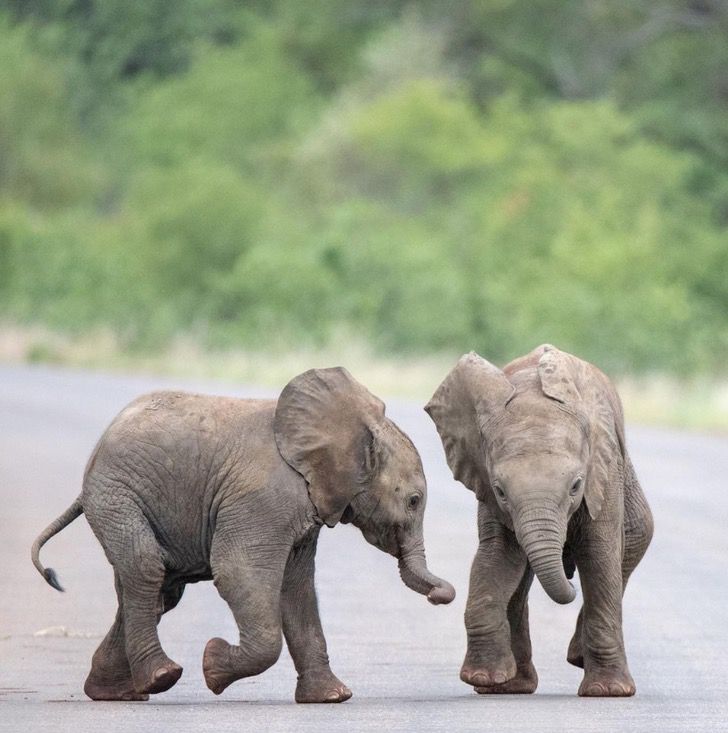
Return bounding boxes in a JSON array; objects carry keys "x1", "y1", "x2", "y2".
[{"x1": 31, "y1": 499, "x2": 83, "y2": 592}]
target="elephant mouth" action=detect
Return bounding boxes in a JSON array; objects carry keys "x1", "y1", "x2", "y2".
[
  {"x1": 347, "y1": 515, "x2": 455, "y2": 604},
  {"x1": 348, "y1": 510, "x2": 399, "y2": 556}
]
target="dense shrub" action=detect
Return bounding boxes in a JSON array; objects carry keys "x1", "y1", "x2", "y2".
[{"x1": 1, "y1": 2, "x2": 727, "y2": 373}]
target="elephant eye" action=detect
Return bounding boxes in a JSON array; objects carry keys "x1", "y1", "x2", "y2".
[
  {"x1": 493, "y1": 484, "x2": 506, "y2": 501},
  {"x1": 408, "y1": 494, "x2": 420, "y2": 509},
  {"x1": 570, "y1": 477, "x2": 583, "y2": 496}
]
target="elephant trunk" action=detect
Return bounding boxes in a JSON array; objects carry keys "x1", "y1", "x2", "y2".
[
  {"x1": 397, "y1": 534, "x2": 455, "y2": 605},
  {"x1": 514, "y1": 502, "x2": 576, "y2": 605}
]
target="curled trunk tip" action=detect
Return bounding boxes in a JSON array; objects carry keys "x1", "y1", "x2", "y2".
[
  {"x1": 515, "y1": 510, "x2": 575, "y2": 605},
  {"x1": 397, "y1": 538, "x2": 455, "y2": 605},
  {"x1": 543, "y1": 576, "x2": 576, "y2": 604},
  {"x1": 426, "y1": 582, "x2": 456, "y2": 605}
]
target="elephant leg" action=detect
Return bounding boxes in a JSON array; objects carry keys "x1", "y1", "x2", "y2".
[
  {"x1": 475, "y1": 567, "x2": 537, "y2": 694},
  {"x1": 568, "y1": 456, "x2": 653, "y2": 671},
  {"x1": 88, "y1": 496, "x2": 182, "y2": 695},
  {"x1": 85, "y1": 577, "x2": 186, "y2": 701},
  {"x1": 621, "y1": 455, "x2": 654, "y2": 585},
  {"x1": 280, "y1": 535, "x2": 351, "y2": 704},
  {"x1": 203, "y1": 529, "x2": 285, "y2": 695},
  {"x1": 574, "y1": 520, "x2": 634, "y2": 697},
  {"x1": 461, "y1": 503, "x2": 527, "y2": 689},
  {"x1": 84, "y1": 573, "x2": 149, "y2": 701}
]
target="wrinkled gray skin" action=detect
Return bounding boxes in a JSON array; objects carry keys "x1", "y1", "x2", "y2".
[
  {"x1": 426, "y1": 345, "x2": 653, "y2": 697},
  {"x1": 31, "y1": 367, "x2": 454, "y2": 703}
]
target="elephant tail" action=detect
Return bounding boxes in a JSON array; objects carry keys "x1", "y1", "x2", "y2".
[{"x1": 31, "y1": 499, "x2": 83, "y2": 592}]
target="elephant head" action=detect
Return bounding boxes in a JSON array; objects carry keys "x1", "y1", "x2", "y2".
[
  {"x1": 274, "y1": 367, "x2": 455, "y2": 606},
  {"x1": 425, "y1": 345, "x2": 624, "y2": 605}
]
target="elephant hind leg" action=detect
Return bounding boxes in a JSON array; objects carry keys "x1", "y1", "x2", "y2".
[
  {"x1": 85, "y1": 577, "x2": 187, "y2": 700},
  {"x1": 85, "y1": 573, "x2": 149, "y2": 701},
  {"x1": 86, "y1": 494, "x2": 182, "y2": 695},
  {"x1": 622, "y1": 456, "x2": 654, "y2": 585}
]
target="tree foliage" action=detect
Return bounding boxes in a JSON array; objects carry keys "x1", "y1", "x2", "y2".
[{"x1": 1, "y1": 1, "x2": 727, "y2": 374}]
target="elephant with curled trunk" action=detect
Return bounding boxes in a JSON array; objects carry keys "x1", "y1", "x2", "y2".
[
  {"x1": 31, "y1": 367, "x2": 454, "y2": 703},
  {"x1": 426, "y1": 345, "x2": 653, "y2": 697}
]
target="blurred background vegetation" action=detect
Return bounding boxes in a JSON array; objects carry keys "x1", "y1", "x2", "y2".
[{"x1": 1, "y1": 0, "x2": 727, "y2": 423}]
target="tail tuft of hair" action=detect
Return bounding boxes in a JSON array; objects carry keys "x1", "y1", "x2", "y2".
[{"x1": 44, "y1": 567, "x2": 64, "y2": 592}]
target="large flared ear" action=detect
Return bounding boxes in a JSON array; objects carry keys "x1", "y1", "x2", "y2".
[
  {"x1": 425, "y1": 352, "x2": 514, "y2": 500},
  {"x1": 537, "y1": 345, "x2": 624, "y2": 520},
  {"x1": 537, "y1": 345, "x2": 582, "y2": 404},
  {"x1": 274, "y1": 367, "x2": 385, "y2": 527}
]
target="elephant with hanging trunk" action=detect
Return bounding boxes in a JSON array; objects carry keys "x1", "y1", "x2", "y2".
[
  {"x1": 426, "y1": 345, "x2": 653, "y2": 697},
  {"x1": 31, "y1": 367, "x2": 454, "y2": 703}
]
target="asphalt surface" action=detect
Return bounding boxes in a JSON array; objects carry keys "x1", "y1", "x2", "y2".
[{"x1": 2, "y1": 363, "x2": 727, "y2": 732}]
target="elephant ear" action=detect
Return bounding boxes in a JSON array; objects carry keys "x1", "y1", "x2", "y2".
[
  {"x1": 425, "y1": 352, "x2": 514, "y2": 500},
  {"x1": 274, "y1": 367, "x2": 385, "y2": 527},
  {"x1": 537, "y1": 344, "x2": 582, "y2": 403},
  {"x1": 537, "y1": 346, "x2": 624, "y2": 520}
]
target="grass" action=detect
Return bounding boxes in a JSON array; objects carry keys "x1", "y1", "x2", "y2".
[
  {"x1": 618, "y1": 376, "x2": 728, "y2": 434},
  {"x1": 0, "y1": 323, "x2": 455, "y2": 400},
  {"x1": 1, "y1": 323, "x2": 727, "y2": 432}
]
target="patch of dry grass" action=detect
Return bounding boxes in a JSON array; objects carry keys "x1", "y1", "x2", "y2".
[
  {"x1": 1, "y1": 323, "x2": 726, "y2": 432},
  {"x1": 618, "y1": 375, "x2": 728, "y2": 433},
  {"x1": 0, "y1": 323, "x2": 456, "y2": 400}
]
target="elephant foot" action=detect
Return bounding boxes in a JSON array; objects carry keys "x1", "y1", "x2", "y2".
[
  {"x1": 144, "y1": 662, "x2": 183, "y2": 694},
  {"x1": 578, "y1": 667, "x2": 635, "y2": 697},
  {"x1": 474, "y1": 661, "x2": 538, "y2": 695},
  {"x1": 203, "y1": 637, "x2": 238, "y2": 695},
  {"x1": 131, "y1": 656, "x2": 183, "y2": 695},
  {"x1": 295, "y1": 670, "x2": 352, "y2": 704},
  {"x1": 460, "y1": 651, "x2": 517, "y2": 688},
  {"x1": 84, "y1": 671, "x2": 150, "y2": 702}
]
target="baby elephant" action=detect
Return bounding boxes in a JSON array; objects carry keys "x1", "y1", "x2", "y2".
[
  {"x1": 426, "y1": 345, "x2": 653, "y2": 697},
  {"x1": 32, "y1": 367, "x2": 454, "y2": 703}
]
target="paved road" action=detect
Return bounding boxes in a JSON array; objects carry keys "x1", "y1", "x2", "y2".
[{"x1": 1, "y1": 364, "x2": 727, "y2": 732}]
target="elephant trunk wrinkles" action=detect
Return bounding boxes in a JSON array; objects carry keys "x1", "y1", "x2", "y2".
[
  {"x1": 514, "y1": 503, "x2": 576, "y2": 605},
  {"x1": 397, "y1": 535, "x2": 455, "y2": 605}
]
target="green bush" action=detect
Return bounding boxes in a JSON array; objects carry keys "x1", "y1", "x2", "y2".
[{"x1": 1, "y1": 3, "x2": 728, "y2": 375}]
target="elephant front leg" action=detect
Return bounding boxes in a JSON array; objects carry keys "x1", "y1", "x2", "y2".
[
  {"x1": 461, "y1": 508, "x2": 528, "y2": 689},
  {"x1": 281, "y1": 537, "x2": 351, "y2": 704},
  {"x1": 474, "y1": 567, "x2": 538, "y2": 694},
  {"x1": 575, "y1": 524, "x2": 635, "y2": 697},
  {"x1": 203, "y1": 537, "x2": 285, "y2": 695}
]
